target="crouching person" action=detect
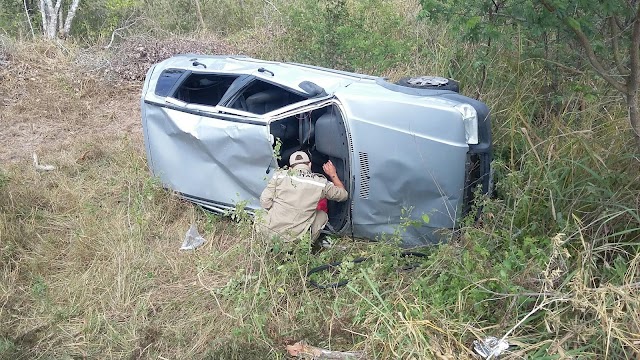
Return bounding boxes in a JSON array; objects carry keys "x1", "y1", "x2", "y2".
[{"x1": 258, "y1": 151, "x2": 348, "y2": 243}]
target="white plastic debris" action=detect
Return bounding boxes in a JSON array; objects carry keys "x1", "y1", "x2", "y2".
[
  {"x1": 473, "y1": 336, "x2": 509, "y2": 359},
  {"x1": 180, "y1": 223, "x2": 206, "y2": 250},
  {"x1": 32, "y1": 153, "x2": 56, "y2": 171}
]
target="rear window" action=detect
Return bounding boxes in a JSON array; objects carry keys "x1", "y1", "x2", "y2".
[
  {"x1": 154, "y1": 69, "x2": 186, "y2": 97},
  {"x1": 173, "y1": 73, "x2": 239, "y2": 107}
]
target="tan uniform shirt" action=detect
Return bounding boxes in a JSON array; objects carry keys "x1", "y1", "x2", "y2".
[{"x1": 259, "y1": 167, "x2": 348, "y2": 241}]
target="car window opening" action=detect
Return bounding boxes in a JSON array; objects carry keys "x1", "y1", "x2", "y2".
[
  {"x1": 270, "y1": 105, "x2": 351, "y2": 230},
  {"x1": 154, "y1": 69, "x2": 187, "y2": 97},
  {"x1": 229, "y1": 79, "x2": 307, "y2": 114},
  {"x1": 172, "y1": 73, "x2": 239, "y2": 106}
]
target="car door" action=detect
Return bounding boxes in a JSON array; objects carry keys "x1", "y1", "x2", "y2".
[{"x1": 142, "y1": 69, "x2": 275, "y2": 210}]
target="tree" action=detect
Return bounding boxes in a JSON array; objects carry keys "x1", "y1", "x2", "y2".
[
  {"x1": 537, "y1": 0, "x2": 640, "y2": 153},
  {"x1": 420, "y1": 0, "x2": 640, "y2": 152},
  {"x1": 38, "y1": 0, "x2": 81, "y2": 39}
]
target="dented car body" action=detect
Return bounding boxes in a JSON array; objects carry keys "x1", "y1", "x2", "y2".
[{"x1": 141, "y1": 55, "x2": 492, "y2": 247}]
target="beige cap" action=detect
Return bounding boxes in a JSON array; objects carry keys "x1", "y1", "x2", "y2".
[{"x1": 289, "y1": 151, "x2": 310, "y2": 168}]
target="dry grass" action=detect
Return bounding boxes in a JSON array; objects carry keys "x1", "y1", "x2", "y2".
[
  {"x1": 0, "y1": 40, "x2": 141, "y2": 164},
  {"x1": 0, "y1": 40, "x2": 372, "y2": 359},
  {"x1": 0, "y1": 40, "x2": 251, "y2": 358},
  {"x1": 1, "y1": 33, "x2": 639, "y2": 359}
]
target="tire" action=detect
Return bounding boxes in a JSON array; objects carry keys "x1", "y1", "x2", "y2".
[{"x1": 397, "y1": 76, "x2": 459, "y2": 92}]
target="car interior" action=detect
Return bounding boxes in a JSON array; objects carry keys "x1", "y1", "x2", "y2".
[
  {"x1": 269, "y1": 104, "x2": 351, "y2": 231},
  {"x1": 172, "y1": 73, "x2": 240, "y2": 106},
  {"x1": 229, "y1": 80, "x2": 307, "y2": 114},
  {"x1": 165, "y1": 72, "x2": 351, "y2": 230}
]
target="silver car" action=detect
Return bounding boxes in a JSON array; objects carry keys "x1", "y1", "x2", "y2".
[{"x1": 141, "y1": 55, "x2": 492, "y2": 247}]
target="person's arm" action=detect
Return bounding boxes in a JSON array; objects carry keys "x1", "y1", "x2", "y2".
[
  {"x1": 323, "y1": 160, "x2": 344, "y2": 189},
  {"x1": 322, "y1": 160, "x2": 348, "y2": 201},
  {"x1": 260, "y1": 176, "x2": 277, "y2": 210}
]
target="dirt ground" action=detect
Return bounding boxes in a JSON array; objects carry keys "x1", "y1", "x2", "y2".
[
  {"x1": 0, "y1": 48, "x2": 142, "y2": 165},
  {"x1": 0, "y1": 36, "x2": 236, "y2": 165}
]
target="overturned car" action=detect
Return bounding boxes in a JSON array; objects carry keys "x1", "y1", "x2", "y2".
[{"x1": 141, "y1": 55, "x2": 492, "y2": 247}]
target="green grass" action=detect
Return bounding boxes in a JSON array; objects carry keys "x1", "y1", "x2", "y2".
[{"x1": 2, "y1": 133, "x2": 637, "y2": 358}]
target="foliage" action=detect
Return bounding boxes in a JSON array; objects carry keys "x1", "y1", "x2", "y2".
[
  {"x1": 73, "y1": 0, "x2": 140, "y2": 41},
  {"x1": 0, "y1": 0, "x2": 30, "y2": 38},
  {"x1": 419, "y1": 0, "x2": 640, "y2": 151},
  {"x1": 133, "y1": 0, "x2": 263, "y2": 36},
  {"x1": 283, "y1": 0, "x2": 414, "y2": 73}
]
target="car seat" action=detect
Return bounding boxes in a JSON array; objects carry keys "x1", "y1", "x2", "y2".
[
  {"x1": 245, "y1": 89, "x2": 287, "y2": 114},
  {"x1": 314, "y1": 112, "x2": 346, "y2": 159},
  {"x1": 277, "y1": 113, "x2": 315, "y2": 167}
]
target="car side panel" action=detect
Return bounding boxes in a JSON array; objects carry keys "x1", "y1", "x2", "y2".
[{"x1": 142, "y1": 103, "x2": 274, "y2": 210}]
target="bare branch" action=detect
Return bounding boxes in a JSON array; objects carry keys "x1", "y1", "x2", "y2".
[
  {"x1": 193, "y1": 0, "x2": 205, "y2": 30},
  {"x1": 614, "y1": 14, "x2": 624, "y2": 30},
  {"x1": 38, "y1": 0, "x2": 46, "y2": 35},
  {"x1": 23, "y1": 0, "x2": 35, "y2": 39},
  {"x1": 568, "y1": 26, "x2": 627, "y2": 93},
  {"x1": 538, "y1": 0, "x2": 627, "y2": 93},
  {"x1": 629, "y1": 4, "x2": 640, "y2": 142},
  {"x1": 629, "y1": 3, "x2": 640, "y2": 90},
  {"x1": 609, "y1": 16, "x2": 629, "y2": 76},
  {"x1": 525, "y1": 57, "x2": 586, "y2": 75},
  {"x1": 262, "y1": 0, "x2": 281, "y2": 15},
  {"x1": 104, "y1": 15, "x2": 142, "y2": 49}
]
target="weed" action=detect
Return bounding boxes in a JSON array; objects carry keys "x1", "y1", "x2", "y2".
[
  {"x1": 0, "y1": 337, "x2": 18, "y2": 358},
  {"x1": 0, "y1": 171, "x2": 8, "y2": 190}
]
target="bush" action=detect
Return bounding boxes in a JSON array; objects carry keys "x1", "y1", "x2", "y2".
[{"x1": 281, "y1": 0, "x2": 414, "y2": 73}]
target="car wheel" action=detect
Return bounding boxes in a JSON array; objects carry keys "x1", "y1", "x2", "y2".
[{"x1": 397, "y1": 76, "x2": 459, "y2": 92}]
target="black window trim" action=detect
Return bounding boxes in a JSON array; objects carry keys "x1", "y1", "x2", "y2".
[
  {"x1": 160, "y1": 69, "x2": 247, "y2": 106},
  {"x1": 155, "y1": 69, "x2": 314, "y2": 117}
]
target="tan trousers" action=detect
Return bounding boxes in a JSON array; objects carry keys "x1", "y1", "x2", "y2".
[{"x1": 256, "y1": 210, "x2": 328, "y2": 242}]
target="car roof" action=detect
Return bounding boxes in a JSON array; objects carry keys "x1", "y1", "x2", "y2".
[
  {"x1": 157, "y1": 54, "x2": 383, "y2": 95},
  {"x1": 152, "y1": 55, "x2": 465, "y2": 110}
]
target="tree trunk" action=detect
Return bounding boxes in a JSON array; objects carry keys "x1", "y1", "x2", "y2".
[
  {"x1": 61, "y1": 0, "x2": 81, "y2": 37},
  {"x1": 194, "y1": 0, "x2": 205, "y2": 30},
  {"x1": 37, "y1": 0, "x2": 81, "y2": 39},
  {"x1": 42, "y1": 0, "x2": 57, "y2": 38},
  {"x1": 52, "y1": 0, "x2": 62, "y2": 36},
  {"x1": 58, "y1": 6, "x2": 63, "y2": 33},
  {"x1": 23, "y1": 0, "x2": 36, "y2": 38},
  {"x1": 628, "y1": 94, "x2": 640, "y2": 152},
  {"x1": 39, "y1": 0, "x2": 47, "y2": 35}
]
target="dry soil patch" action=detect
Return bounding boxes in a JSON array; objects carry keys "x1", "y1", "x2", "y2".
[{"x1": 0, "y1": 46, "x2": 142, "y2": 164}]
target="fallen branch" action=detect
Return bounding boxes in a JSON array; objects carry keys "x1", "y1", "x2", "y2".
[
  {"x1": 104, "y1": 15, "x2": 142, "y2": 50},
  {"x1": 286, "y1": 340, "x2": 366, "y2": 360}
]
